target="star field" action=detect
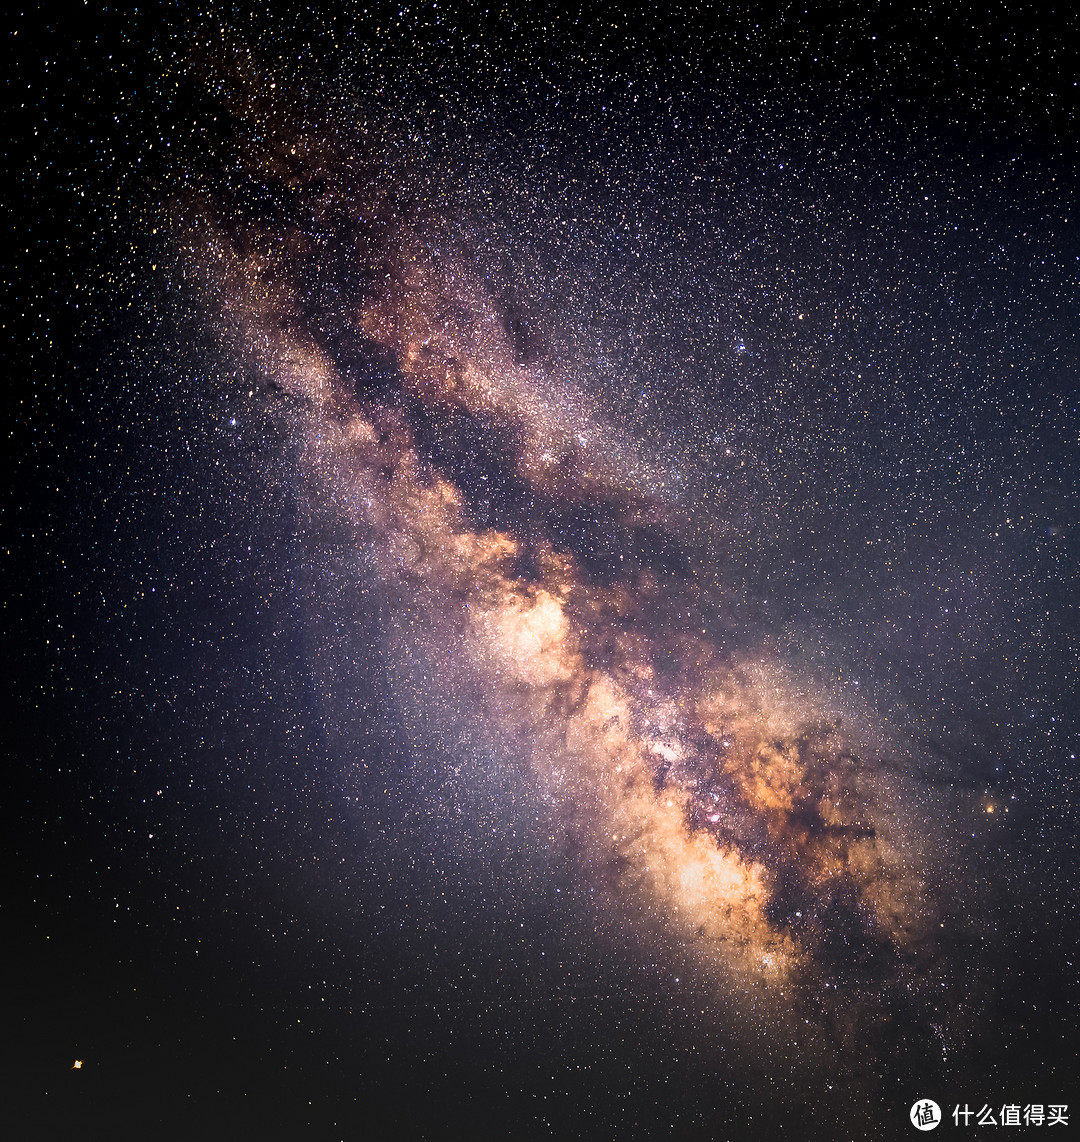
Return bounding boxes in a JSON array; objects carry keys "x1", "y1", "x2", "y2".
[{"x1": 7, "y1": 4, "x2": 1079, "y2": 1139}]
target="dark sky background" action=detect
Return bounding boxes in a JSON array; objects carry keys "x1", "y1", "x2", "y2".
[{"x1": 6, "y1": 4, "x2": 1079, "y2": 1140}]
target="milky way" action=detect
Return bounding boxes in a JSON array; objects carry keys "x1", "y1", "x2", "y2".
[
  {"x1": 164, "y1": 37, "x2": 971, "y2": 1055},
  {"x1": 14, "y1": 8, "x2": 1079, "y2": 1139}
]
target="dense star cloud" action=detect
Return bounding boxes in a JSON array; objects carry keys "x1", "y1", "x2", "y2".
[{"x1": 9, "y1": 4, "x2": 1079, "y2": 1139}]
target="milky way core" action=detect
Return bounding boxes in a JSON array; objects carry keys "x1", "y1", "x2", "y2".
[{"x1": 164, "y1": 47, "x2": 967, "y2": 1055}]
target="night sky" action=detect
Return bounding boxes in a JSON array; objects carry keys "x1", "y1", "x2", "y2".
[{"x1": 7, "y1": 4, "x2": 1079, "y2": 1139}]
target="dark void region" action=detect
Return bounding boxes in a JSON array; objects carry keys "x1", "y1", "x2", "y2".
[{"x1": 324, "y1": 328, "x2": 693, "y2": 585}]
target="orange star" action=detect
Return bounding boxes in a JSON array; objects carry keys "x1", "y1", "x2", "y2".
[{"x1": 73, "y1": 1060, "x2": 83, "y2": 1070}]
